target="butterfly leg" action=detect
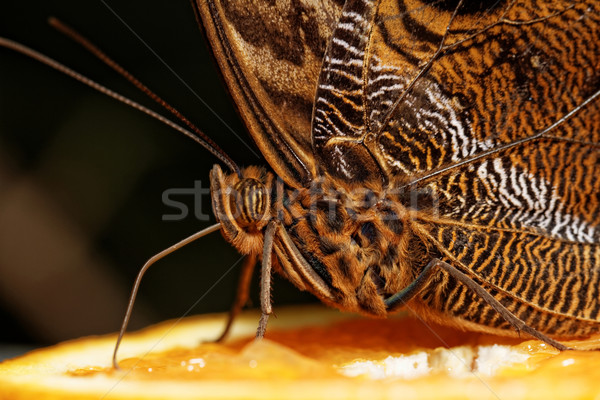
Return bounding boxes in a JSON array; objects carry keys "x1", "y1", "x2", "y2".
[
  {"x1": 256, "y1": 220, "x2": 280, "y2": 339},
  {"x1": 213, "y1": 254, "x2": 257, "y2": 342},
  {"x1": 384, "y1": 258, "x2": 438, "y2": 311},
  {"x1": 433, "y1": 259, "x2": 571, "y2": 351}
]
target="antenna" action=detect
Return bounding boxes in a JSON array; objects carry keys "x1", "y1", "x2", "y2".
[
  {"x1": 112, "y1": 223, "x2": 222, "y2": 370},
  {"x1": 0, "y1": 21, "x2": 239, "y2": 368},
  {"x1": 0, "y1": 21, "x2": 241, "y2": 176}
]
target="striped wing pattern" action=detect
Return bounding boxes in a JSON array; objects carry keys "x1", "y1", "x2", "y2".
[
  {"x1": 312, "y1": 0, "x2": 381, "y2": 183},
  {"x1": 312, "y1": 0, "x2": 600, "y2": 333},
  {"x1": 194, "y1": 0, "x2": 344, "y2": 187}
]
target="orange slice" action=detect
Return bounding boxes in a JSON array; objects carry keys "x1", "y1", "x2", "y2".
[{"x1": 1, "y1": 305, "x2": 599, "y2": 399}]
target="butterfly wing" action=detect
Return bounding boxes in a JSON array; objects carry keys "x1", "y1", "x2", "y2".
[
  {"x1": 313, "y1": 0, "x2": 600, "y2": 331},
  {"x1": 194, "y1": 0, "x2": 344, "y2": 187},
  {"x1": 313, "y1": 0, "x2": 600, "y2": 182}
]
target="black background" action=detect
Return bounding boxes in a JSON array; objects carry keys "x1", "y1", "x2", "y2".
[{"x1": 0, "y1": 1, "x2": 315, "y2": 347}]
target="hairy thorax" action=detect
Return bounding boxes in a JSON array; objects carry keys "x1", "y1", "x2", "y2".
[{"x1": 210, "y1": 165, "x2": 434, "y2": 317}]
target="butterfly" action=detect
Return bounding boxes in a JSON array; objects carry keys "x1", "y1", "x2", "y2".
[
  {"x1": 0, "y1": 0, "x2": 597, "y2": 353},
  {"x1": 193, "y1": 0, "x2": 600, "y2": 348}
]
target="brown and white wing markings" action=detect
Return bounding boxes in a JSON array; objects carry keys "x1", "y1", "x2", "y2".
[
  {"x1": 404, "y1": 1, "x2": 600, "y2": 333},
  {"x1": 194, "y1": 0, "x2": 344, "y2": 188},
  {"x1": 312, "y1": 0, "x2": 600, "y2": 333},
  {"x1": 312, "y1": 0, "x2": 382, "y2": 184}
]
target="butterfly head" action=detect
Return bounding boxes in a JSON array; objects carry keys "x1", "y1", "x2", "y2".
[{"x1": 210, "y1": 164, "x2": 275, "y2": 255}]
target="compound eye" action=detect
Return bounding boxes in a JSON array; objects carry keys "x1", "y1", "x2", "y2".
[{"x1": 229, "y1": 178, "x2": 268, "y2": 227}]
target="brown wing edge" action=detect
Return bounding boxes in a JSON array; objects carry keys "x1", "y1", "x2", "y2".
[{"x1": 191, "y1": 0, "x2": 319, "y2": 188}]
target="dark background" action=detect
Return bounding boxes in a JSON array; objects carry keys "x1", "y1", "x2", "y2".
[{"x1": 0, "y1": 1, "x2": 315, "y2": 349}]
